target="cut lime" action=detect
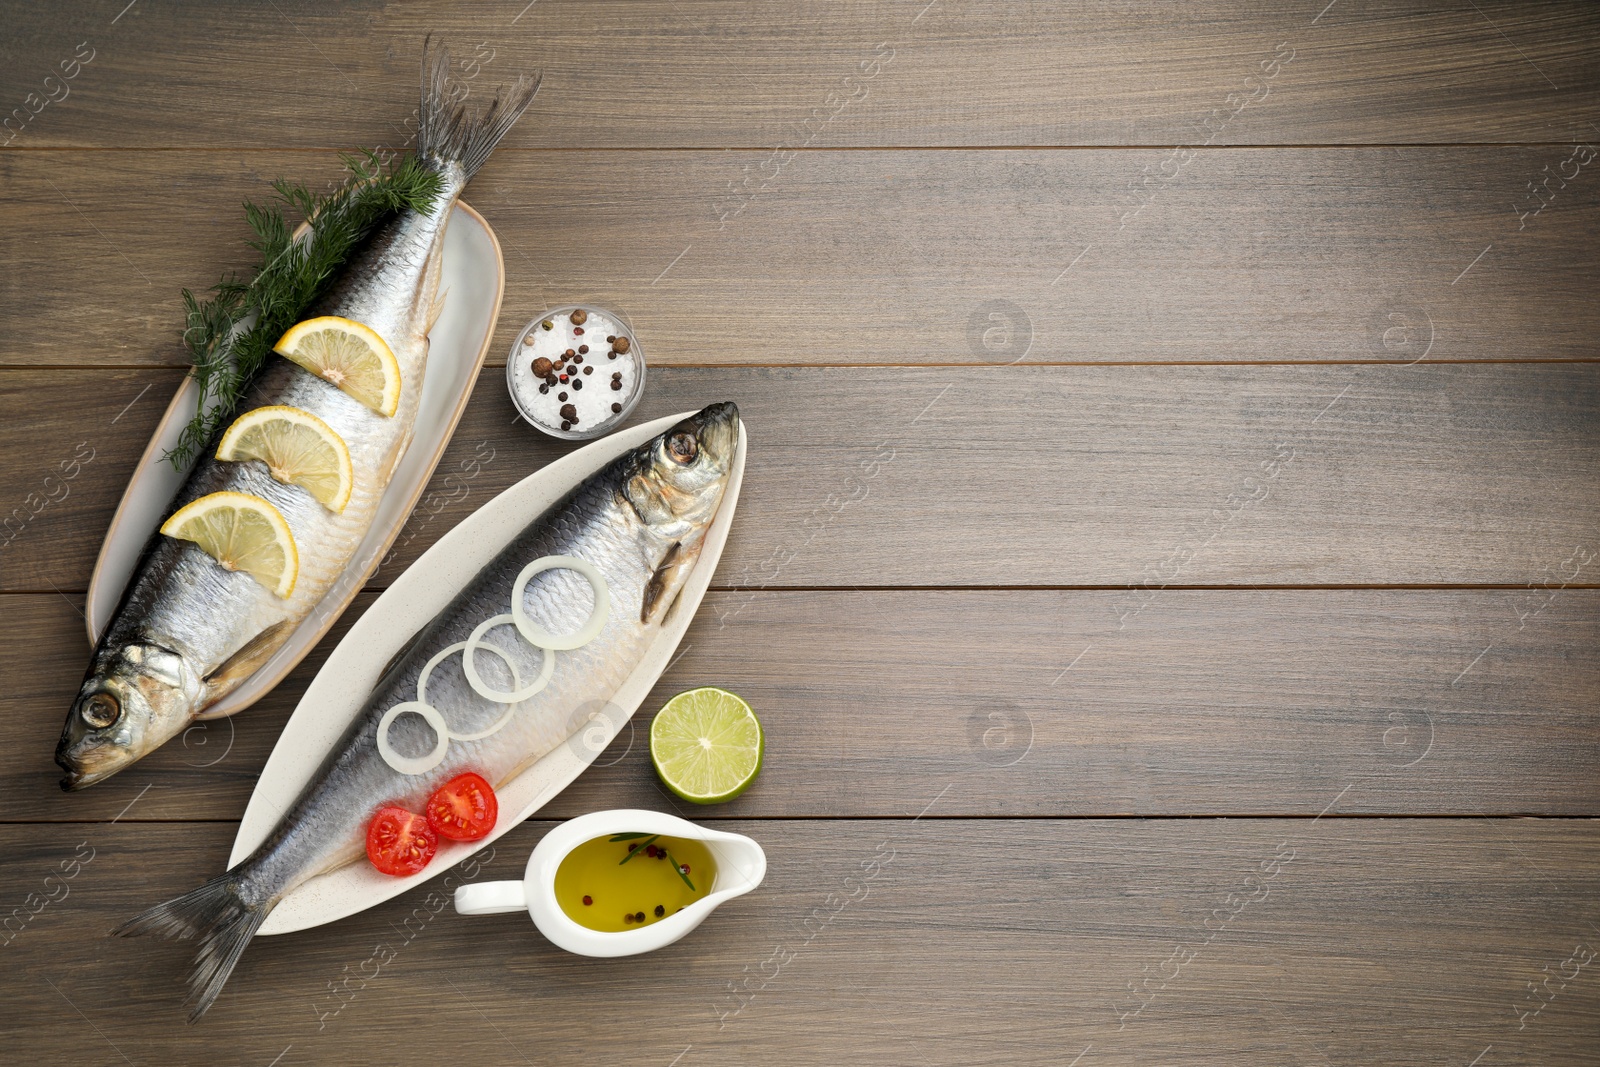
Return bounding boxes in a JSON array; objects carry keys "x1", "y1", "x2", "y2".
[{"x1": 649, "y1": 687, "x2": 763, "y2": 804}]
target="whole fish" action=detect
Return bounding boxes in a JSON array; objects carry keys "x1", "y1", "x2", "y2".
[
  {"x1": 116, "y1": 403, "x2": 741, "y2": 1019},
  {"x1": 55, "y1": 48, "x2": 539, "y2": 789}
]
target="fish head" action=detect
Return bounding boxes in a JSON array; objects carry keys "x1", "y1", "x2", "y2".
[
  {"x1": 56, "y1": 641, "x2": 202, "y2": 790},
  {"x1": 627, "y1": 402, "x2": 740, "y2": 538}
]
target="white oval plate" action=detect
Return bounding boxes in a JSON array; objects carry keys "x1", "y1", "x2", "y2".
[
  {"x1": 231, "y1": 410, "x2": 747, "y2": 935},
  {"x1": 85, "y1": 202, "x2": 505, "y2": 720}
]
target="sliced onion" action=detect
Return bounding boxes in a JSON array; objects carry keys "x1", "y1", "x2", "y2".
[
  {"x1": 376, "y1": 701, "x2": 450, "y2": 776},
  {"x1": 511, "y1": 555, "x2": 610, "y2": 651},
  {"x1": 461, "y1": 613, "x2": 555, "y2": 707},
  {"x1": 415, "y1": 637, "x2": 525, "y2": 740}
]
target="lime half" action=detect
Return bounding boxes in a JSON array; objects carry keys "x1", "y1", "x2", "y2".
[{"x1": 649, "y1": 687, "x2": 763, "y2": 804}]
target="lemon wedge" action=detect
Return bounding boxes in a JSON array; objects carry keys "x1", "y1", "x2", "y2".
[
  {"x1": 216, "y1": 405, "x2": 354, "y2": 513},
  {"x1": 159, "y1": 491, "x2": 298, "y2": 598},
  {"x1": 273, "y1": 316, "x2": 401, "y2": 416}
]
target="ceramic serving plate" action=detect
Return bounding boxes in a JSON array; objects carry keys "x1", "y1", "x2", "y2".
[
  {"x1": 85, "y1": 202, "x2": 505, "y2": 719},
  {"x1": 230, "y1": 411, "x2": 748, "y2": 935}
]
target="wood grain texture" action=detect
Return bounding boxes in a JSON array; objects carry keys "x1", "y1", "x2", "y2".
[
  {"x1": 4, "y1": 588, "x2": 1596, "y2": 822},
  {"x1": 1, "y1": 1, "x2": 1596, "y2": 149},
  {"x1": 2, "y1": 819, "x2": 1596, "y2": 1065},
  {"x1": 5, "y1": 147, "x2": 1599, "y2": 367},
  {"x1": 3, "y1": 0, "x2": 1597, "y2": 1060},
  {"x1": 3, "y1": 364, "x2": 1596, "y2": 591}
]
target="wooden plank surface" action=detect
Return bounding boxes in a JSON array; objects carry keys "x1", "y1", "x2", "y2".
[
  {"x1": 4, "y1": 364, "x2": 1596, "y2": 591},
  {"x1": 4, "y1": 0, "x2": 1598, "y2": 1060},
  {"x1": 2, "y1": 1, "x2": 1597, "y2": 149},
  {"x1": 3, "y1": 819, "x2": 1596, "y2": 1065},
  {"x1": 5, "y1": 147, "x2": 1599, "y2": 368},
  {"x1": 4, "y1": 588, "x2": 1596, "y2": 822}
]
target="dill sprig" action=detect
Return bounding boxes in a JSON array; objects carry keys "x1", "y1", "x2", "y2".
[{"x1": 166, "y1": 151, "x2": 444, "y2": 467}]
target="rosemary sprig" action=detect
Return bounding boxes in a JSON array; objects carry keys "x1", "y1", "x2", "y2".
[
  {"x1": 613, "y1": 833, "x2": 696, "y2": 892},
  {"x1": 165, "y1": 151, "x2": 444, "y2": 467},
  {"x1": 669, "y1": 852, "x2": 696, "y2": 893},
  {"x1": 616, "y1": 834, "x2": 659, "y2": 863}
]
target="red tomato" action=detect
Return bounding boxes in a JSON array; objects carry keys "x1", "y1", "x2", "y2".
[
  {"x1": 425, "y1": 772, "x2": 499, "y2": 841},
  {"x1": 366, "y1": 806, "x2": 437, "y2": 876}
]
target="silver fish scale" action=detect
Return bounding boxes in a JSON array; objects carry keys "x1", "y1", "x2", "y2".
[
  {"x1": 101, "y1": 168, "x2": 466, "y2": 695},
  {"x1": 240, "y1": 461, "x2": 674, "y2": 901}
]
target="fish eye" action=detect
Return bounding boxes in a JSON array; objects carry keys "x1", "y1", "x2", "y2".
[
  {"x1": 666, "y1": 432, "x2": 698, "y2": 465},
  {"x1": 81, "y1": 692, "x2": 121, "y2": 729}
]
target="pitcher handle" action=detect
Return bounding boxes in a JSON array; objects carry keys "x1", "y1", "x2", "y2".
[{"x1": 454, "y1": 880, "x2": 528, "y2": 916}]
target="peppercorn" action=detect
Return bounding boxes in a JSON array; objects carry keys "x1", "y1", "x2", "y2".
[
  {"x1": 565, "y1": 349, "x2": 576, "y2": 358},
  {"x1": 532, "y1": 357, "x2": 553, "y2": 377},
  {"x1": 561, "y1": 420, "x2": 571, "y2": 431},
  {"x1": 606, "y1": 335, "x2": 616, "y2": 343},
  {"x1": 610, "y1": 380, "x2": 622, "y2": 390},
  {"x1": 570, "y1": 309, "x2": 588, "y2": 325},
  {"x1": 613, "y1": 336, "x2": 631, "y2": 354},
  {"x1": 560, "y1": 374, "x2": 569, "y2": 383},
  {"x1": 572, "y1": 379, "x2": 582, "y2": 390},
  {"x1": 573, "y1": 326, "x2": 584, "y2": 335},
  {"x1": 623, "y1": 912, "x2": 634, "y2": 924},
  {"x1": 646, "y1": 845, "x2": 658, "y2": 858},
  {"x1": 538, "y1": 384, "x2": 549, "y2": 395},
  {"x1": 635, "y1": 912, "x2": 646, "y2": 923},
  {"x1": 558, "y1": 392, "x2": 568, "y2": 401},
  {"x1": 608, "y1": 351, "x2": 617, "y2": 360},
  {"x1": 611, "y1": 402, "x2": 623, "y2": 413},
  {"x1": 583, "y1": 895, "x2": 593, "y2": 906},
  {"x1": 583, "y1": 366, "x2": 593, "y2": 375},
  {"x1": 541, "y1": 319, "x2": 553, "y2": 330},
  {"x1": 654, "y1": 905, "x2": 665, "y2": 917},
  {"x1": 561, "y1": 404, "x2": 577, "y2": 420},
  {"x1": 578, "y1": 345, "x2": 589, "y2": 354},
  {"x1": 679, "y1": 864, "x2": 690, "y2": 875}
]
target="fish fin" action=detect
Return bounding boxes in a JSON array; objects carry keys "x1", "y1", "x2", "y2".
[
  {"x1": 378, "y1": 624, "x2": 430, "y2": 684},
  {"x1": 418, "y1": 40, "x2": 541, "y2": 178},
  {"x1": 644, "y1": 534, "x2": 715, "y2": 624},
  {"x1": 199, "y1": 621, "x2": 292, "y2": 703},
  {"x1": 113, "y1": 872, "x2": 272, "y2": 1023},
  {"x1": 642, "y1": 541, "x2": 685, "y2": 623},
  {"x1": 427, "y1": 287, "x2": 449, "y2": 334}
]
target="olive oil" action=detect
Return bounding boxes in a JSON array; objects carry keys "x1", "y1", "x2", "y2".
[{"x1": 555, "y1": 833, "x2": 717, "y2": 932}]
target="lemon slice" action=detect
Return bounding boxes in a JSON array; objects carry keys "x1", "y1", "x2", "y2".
[
  {"x1": 273, "y1": 316, "x2": 401, "y2": 416},
  {"x1": 649, "y1": 687, "x2": 764, "y2": 804},
  {"x1": 216, "y1": 405, "x2": 354, "y2": 513},
  {"x1": 159, "y1": 491, "x2": 298, "y2": 598}
]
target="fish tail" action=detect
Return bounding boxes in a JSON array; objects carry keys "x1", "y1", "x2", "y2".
[
  {"x1": 113, "y1": 872, "x2": 272, "y2": 1023},
  {"x1": 417, "y1": 37, "x2": 541, "y2": 178}
]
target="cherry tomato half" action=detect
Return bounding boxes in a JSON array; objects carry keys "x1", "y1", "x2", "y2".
[
  {"x1": 425, "y1": 772, "x2": 499, "y2": 841},
  {"x1": 366, "y1": 806, "x2": 437, "y2": 876}
]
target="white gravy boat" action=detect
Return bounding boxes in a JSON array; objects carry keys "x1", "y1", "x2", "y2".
[{"x1": 454, "y1": 809, "x2": 766, "y2": 957}]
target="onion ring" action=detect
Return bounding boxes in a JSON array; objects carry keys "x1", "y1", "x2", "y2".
[
  {"x1": 415, "y1": 636, "x2": 529, "y2": 740},
  {"x1": 511, "y1": 555, "x2": 610, "y2": 651},
  {"x1": 376, "y1": 701, "x2": 450, "y2": 776},
  {"x1": 461, "y1": 613, "x2": 555, "y2": 707}
]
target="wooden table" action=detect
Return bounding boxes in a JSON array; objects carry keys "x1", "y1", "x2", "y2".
[{"x1": 3, "y1": 2, "x2": 1597, "y2": 1063}]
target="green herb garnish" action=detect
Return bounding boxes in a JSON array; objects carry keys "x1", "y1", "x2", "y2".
[
  {"x1": 617, "y1": 835, "x2": 660, "y2": 863},
  {"x1": 614, "y1": 834, "x2": 695, "y2": 891},
  {"x1": 166, "y1": 151, "x2": 443, "y2": 467}
]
